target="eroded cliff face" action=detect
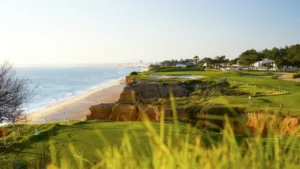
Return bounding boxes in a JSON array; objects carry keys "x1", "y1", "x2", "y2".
[
  {"x1": 110, "y1": 104, "x2": 137, "y2": 121},
  {"x1": 0, "y1": 128, "x2": 5, "y2": 138},
  {"x1": 137, "y1": 104, "x2": 161, "y2": 121},
  {"x1": 236, "y1": 113, "x2": 299, "y2": 136},
  {"x1": 86, "y1": 81, "x2": 186, "y2": 121},
  {"x1": 119, "y1": 81, "x2": 188, "y2": 103},
  {"x1": 196, "y1": 113, "x2": 300, "y2": 136},
  {"x1": 87, "y1": 103, "x2": 163, "y2": 122},
  {"x1": 86, "y1": 103, "x2": 114, "y2": 120}
]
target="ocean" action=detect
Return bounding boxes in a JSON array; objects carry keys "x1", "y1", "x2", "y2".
[{"x1": 16, "y1": 66, "x2": 140, "y2": 114}]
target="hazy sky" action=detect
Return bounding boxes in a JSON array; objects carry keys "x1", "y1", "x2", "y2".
[{"x1": 0, "y1": 0, "x2": 299, "y2": 65}]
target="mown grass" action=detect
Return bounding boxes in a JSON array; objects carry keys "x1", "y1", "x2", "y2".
[{"x1": 142, "y1": 69, "x2": 300, "y2": 115}]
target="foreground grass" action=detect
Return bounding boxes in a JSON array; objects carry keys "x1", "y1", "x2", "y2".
[
  {"x1": 0, "y1": 118, "x2": 300, "y2": 169},
  {"x1": 1, "y1": 121, "x2": 217, "y2": 168}
]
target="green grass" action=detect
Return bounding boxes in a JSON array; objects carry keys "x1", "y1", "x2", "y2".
[
  {"x1": 0, "y1": 124, "x2": 56, "y2": 144},
  {"x1": 1, "y1": 118, "x2": 300, "y2": 168},
  {"x1": 1, "y1": 121, "x2": 219, "y2": 168},
  {"x1": 143, "y1": 69, "x2": 300, "y2": 115}
]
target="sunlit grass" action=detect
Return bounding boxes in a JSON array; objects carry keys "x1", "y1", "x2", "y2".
[
  {"x1": 143, "y1": 70, "x2": 300, "y2": 113},
  {"x1": 44, "y1": 114, "x2": 300, "y2": 169},
  {"x1": 1, "y1": 114, "x2": 300, "y2": 168}
]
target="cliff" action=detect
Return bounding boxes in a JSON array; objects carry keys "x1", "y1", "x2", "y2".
[
  {"x1": 86, "y1": 81, "x2": 188, "y2": 121},
  {"x1": 86, "y1": 77, "x2": 300, "y2": 136}
]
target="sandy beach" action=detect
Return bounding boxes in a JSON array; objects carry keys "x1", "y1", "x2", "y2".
[{"x1": 29, "y1": 79, "x2": 125, "y2": 123}]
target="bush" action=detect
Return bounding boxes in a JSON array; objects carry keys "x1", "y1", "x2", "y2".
[
  {"x1": 148, "y1": 64, "x2": 161, "y2": 71},
  {"x1": 197, "y1": 64, "x2": 204, "y2": 70},
  {"x1": 130, "y1": 71, "x2": 139, "y2": 76},
  {"x1": 234, "y1": 71, "x2": 243, "y2": 76},
  {"x1": 186, "y1": 65, "x2": 196, "y2": 68},
  {"x1": 292, "y1": 73, "x2": 300, "y2": 79}
]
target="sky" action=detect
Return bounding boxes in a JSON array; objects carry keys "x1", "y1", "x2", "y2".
[{"x1": 0, "y1": 0, "x2": 300, "y2": 66}]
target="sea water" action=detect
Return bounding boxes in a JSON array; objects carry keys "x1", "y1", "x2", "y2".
[{"x1": 16, "y1": 65, "x2": 140, "y2": 114}]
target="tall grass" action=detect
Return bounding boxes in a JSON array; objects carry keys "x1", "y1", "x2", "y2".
[
  {"x1": 41, "y1": 115, "x2": 300, "y2": 169},
  {"x1": 2, "y1": 121, "x2": 300, "y2": 169},
  {"x1": 41, "y1": 105, "x2": 300, "y2": 169}
]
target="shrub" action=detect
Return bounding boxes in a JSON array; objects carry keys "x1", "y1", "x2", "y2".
[
  {"x1": 148, "y1": 64, "x2": 161, "y2": 71},
  {"x1": 218, "y1": 78, "x2": 230, "y2": 88},
  {"x1": 186, "y1": 65, "x2": 196, "y2": 68},
  {"x1": 130, "y1": 71, "x2": 139, "y2": 76},
  {"x1": 197, "y1": 64, "x2": 204, "y2": 70},
  {"x1": 234, "y1": 71, "x2": 243, "y2": 76},
  {"x1": 292, "y1": 73, "x2": 300, "y2": 79}
]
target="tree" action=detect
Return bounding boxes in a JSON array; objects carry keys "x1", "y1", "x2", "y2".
[
  {"x1": 184, "y1": 59, "x2": 194, "y2": 67},
  {"x1": 262, "y1": 47, "x2": 286, "y2": 68},
  {"x1": 287, "y1": 44, "x2": 300, "y2": 66},
  {"x1": 213, "y1": 55, "x2": 227, "y2": 69},
  {"x1": 201, "y1": 57, "x2": 213, "y2": 68},
  {"x1": 161, "y1": 60, "x2": 173, "y2": 67},
  {"x1": 238, "y1": 49, "x2": 260, "y2": 69},
  {"x1": 229, "y1": 58, "x2": 238, "y2": 65},
  {"x1": 193, "y1": 56, "x2": 199, "y2": 65},
  {"x1": 235, "y1": 44, "x2": 300, "y2": 70},
  {"x1": 0, "y1": 62, "x2": 33, "y2": 124},
  {"x1": 148, "y1": 64, "x2": 161, "y2": 70}
]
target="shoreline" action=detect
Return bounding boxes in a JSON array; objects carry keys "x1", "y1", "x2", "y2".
[
  {"x1": 29, "y1": 78, "x2": 126, "y2": 124},
  {"x1": 25, "y1": 78, "x2": 124, "y2": 114}
]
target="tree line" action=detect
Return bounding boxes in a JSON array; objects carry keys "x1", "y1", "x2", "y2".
[
  {"x1": 238, "y1": 44, "x2": 300, "y2": 68},
  {"x1": 159, "y1": 55, "x2": 232, "y2": 69},
  {"x1": 154, "y1": 44, "x2": 300, "y2": 69}
]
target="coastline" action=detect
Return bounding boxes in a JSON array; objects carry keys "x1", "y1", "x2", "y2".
[{"x1": 29, "y1": 78, "x2": 126, "y2": 124}]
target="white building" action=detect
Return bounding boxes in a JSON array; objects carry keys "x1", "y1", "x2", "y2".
[{"x1": 253, "y1": 58, "x2": 277, "y2": 70}]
